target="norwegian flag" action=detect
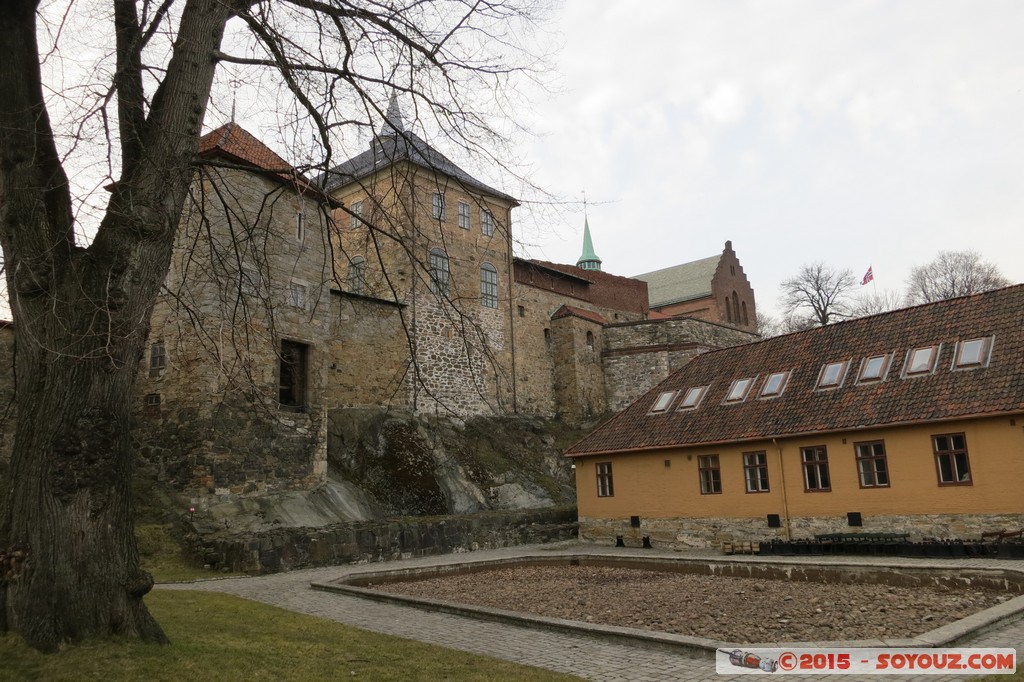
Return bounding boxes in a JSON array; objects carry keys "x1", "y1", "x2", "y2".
[{"x1": 861, "y1": 266, "x2": 874, "y2": 285}]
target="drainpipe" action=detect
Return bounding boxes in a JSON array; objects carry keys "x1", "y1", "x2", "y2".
[{"x1": 773, "y1": 438, "x2": 792, "y2": 541}]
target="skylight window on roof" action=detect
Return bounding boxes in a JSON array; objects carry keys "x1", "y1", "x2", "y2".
[
  {"x1": 759, "y1": 371, "x2": 790, "y2": 398},
  {"x1": 954, "y1": 337, "x2": 992, "y2": 369},
  {"x1": 817, "y1": 361, "x2": 848, "y2": 389},
  {"x1": 650, "y1": 391, "x2": 678, "y2": 414},
  {"x1": 725, "y1": 378, "x2": 755, "y2": 403},
  {"x1": 678, "y1": 386, "x2": 708, "y2": 410},
  {"x1": 857, "y1": 354, "x2": 891, "y2": 383},
  {"x1": 905, "y1": 345, "x2": 939, "y2": 376}
]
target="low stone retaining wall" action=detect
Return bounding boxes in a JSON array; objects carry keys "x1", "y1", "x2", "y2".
[{"x1": 186, "y1": 507, "x2": 578, "y2": 574}]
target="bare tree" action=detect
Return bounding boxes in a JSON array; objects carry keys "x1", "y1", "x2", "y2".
[
  {"x1": 904, "y1": 250, "x2": 1011, "y2": 305},
  {"x1": 849, "y1": 288, "x2": 904, "y2": 318},
  {"x1": 778, "y1": 263, "x2": 857, "y2": 327},
  {"x1": 0, "y1": 0, "x2": 546, "y2": 652}
]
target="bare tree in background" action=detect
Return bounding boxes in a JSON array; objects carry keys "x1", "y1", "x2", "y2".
[
  {"x1": 0, "y1": 0, "x2": 547, "y2": 652},
  {"x1": 778, "y1": 263, "x2": 857, "y2": 327},
  {"x1": 904, "y1": 250, "x2": 1011, "y2": 305},
  {"x1": 849, "y1": 288, "x2": 904, "y2": 318}
]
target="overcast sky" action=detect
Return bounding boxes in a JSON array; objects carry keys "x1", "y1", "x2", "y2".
[{"x1": 509, "y1": 0, "x2": 1024, "y2": 318}]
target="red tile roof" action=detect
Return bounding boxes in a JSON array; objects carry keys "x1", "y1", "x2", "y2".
[
  {"x1": 566, "y1": 284, "x2": 1024, "y2": 457},
  {"x1": 198, "y1": 123, "x2": 328, "y2": 199},
  {"x1": 551, "y1": 304, "x2": 608, "y2": 325}
]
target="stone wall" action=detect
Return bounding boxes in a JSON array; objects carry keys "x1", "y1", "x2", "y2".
[
  {"x1": 602, "y1": 317, "x2": 759, "y2": 411},
  {"x1": 579, "y1": 512, "x2": 1024, "y2": 550},
  {"x1": 550, "y1": 314, "x2": 606, "y2": 422},
  {"x1": 188, "y1": 506, "x2": 578, "y2": 574}
]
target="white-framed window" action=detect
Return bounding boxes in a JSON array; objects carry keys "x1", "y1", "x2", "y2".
[
  {"x1": 149, "y1": 341, "x2": 166, "y2": 377},
  {"x1": 296, "y1": 212, "x2": 305, "y2": 242},
  {"x1": 905, "y1": 345, "x2": 939, "y2": 376},
  {"x1": 817, "y1": 360, "x2": 849, "y2": 389},
  {"x1": 759, "y1": 371, "x2": 790, "y2": 398},
  {"x1": 725, "y1": 377, "x2": 755, "y2": 403},
  {"x1": 458, "y1": 201, "x2": 471, "y2": 229},
  {"x1": 480, "y1": 262, "x2": 498, "y2": 308},
  {"x1": 347, "y1": 256, "x2": 367, "y2": 294},
  {"x1": 954, "y1": 337, "x2": 992, "y2": 369},
  {"x1": 429, "y1": 248, "x2": 449, "y2": 296},
  {"x1": 287, "y1": 280, "x2": 307, "y2": 309},
  {"x1": 481, "y1": 209, "x2": 495, "y2": 236},
  {"x1": 431, "y1": 192, "x2": 445, "y2": 220},
  {"x1": 650, "y1": 391, "x2": 677, "y2": 414},
  {"x1": 858, "y1": 353, "x2": 891, "y2": 383},
  {"x1": 349, "y1": 201, "x2": 363, "y2": 229},
  {"x1": 678, "y1": 385, "x2": 709, "y2": 410}
]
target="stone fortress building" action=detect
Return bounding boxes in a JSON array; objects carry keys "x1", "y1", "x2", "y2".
[{"x1": 1, "y1": 97, "x2": 760, "y2": 505}]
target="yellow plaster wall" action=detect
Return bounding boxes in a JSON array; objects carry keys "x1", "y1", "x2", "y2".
[{"x1": 574, "y1": 416, "x2": 1024, "y2": 521}]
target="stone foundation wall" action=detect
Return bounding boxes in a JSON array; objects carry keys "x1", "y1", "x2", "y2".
[
  {"x1": 580, "y1": 513, "x2": 1024, "y2": 550},
  {"x1": 189, "y1": 506, "x2": 578, "y2": 574}
]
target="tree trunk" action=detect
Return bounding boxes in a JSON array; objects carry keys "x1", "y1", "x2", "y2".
[{"x1": 0, "y1": 0, "x2": 230, "y2": 651}]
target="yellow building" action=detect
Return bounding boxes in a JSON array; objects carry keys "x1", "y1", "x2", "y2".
[{"x1": 567, "y1": 284, "x2": 1024, "y2": 546}]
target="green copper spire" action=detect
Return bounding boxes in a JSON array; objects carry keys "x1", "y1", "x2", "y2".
[{"x1": 576, "y1": 217, "x2": 602, "y2": 271}]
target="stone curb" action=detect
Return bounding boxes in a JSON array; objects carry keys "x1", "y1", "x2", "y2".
[{"x1": 310, "y1": 553, "x2": 1024, "y2": 657}]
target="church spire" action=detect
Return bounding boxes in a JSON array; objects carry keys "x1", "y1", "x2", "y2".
[
  {"x1": 576, "y1": 216, "x2": 602, "y2": 271},
  {"x1": 379, "y1": 91, "x2": 405, "y2": 136}
]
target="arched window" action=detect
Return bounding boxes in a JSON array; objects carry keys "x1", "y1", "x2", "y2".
[
  {"x1": 544, "y1": 328, "x2": 552, "y2": 350},
  {"x1": 725, "y1": 297, "x2": 732, "y2": 323},
  {"x1": 480, "y1": 262, "x2": 498, "y2": 308},
  {"x1": 732, "y1": 292, "x2": 740, "y2": 324},
  {"x1": 741, "y1": 301, "x2": 749, "y2": 326},
  {"x1": 347, "y1": 256, "x2": 367, "y2": 294},
  {"x1": 586, "y1": 330, "x2": 595, "y2": 350},
  {"x1": 429, "y1": 248, "x2": 449, "y2": 296}
]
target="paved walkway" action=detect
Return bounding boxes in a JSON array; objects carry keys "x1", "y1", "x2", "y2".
[{"x1": 159, "y1": 542, "x2": 1024, "y2": 681}]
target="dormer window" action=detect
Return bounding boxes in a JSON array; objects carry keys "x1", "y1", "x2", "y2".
[
  {"x1": 678, "y1": 385, "x2": 709, "y2": 410},
  {"x1": 858, "y1": 354, "x2": 891, "y2": 383},
  {"x1": 817, "y1": 361, "x2": 848, "y2": 389},
  {"x1": 905, "y1": 345, "x2": 939, "y2": 376},
  {"x1": 954, "y1": 337, "x2": 992, "y2": 369},
  {"x1": 650, "y1": 391, "x2": 677, "y2": 413},
  {"x1": 759, "y1": 371, "x2": 790, "y2": 398},
  {"x1": 725, "y1": 377, "x2": 755, "y2": 403}
]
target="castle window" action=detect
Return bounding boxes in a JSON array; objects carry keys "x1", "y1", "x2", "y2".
[
  {"x1": 544, "y1": 328, "x2": 551, "y2": 349},
  {"x1": 650, "y1": 391, "x2": 677, "y2": 414},
  {"x1": 347, "y1": 256, "x2": 367, "y2": 294},
  {"x1": 517, "y1": 305, "x2": 525, "y2": 317},
  {"x1": 349, "y1": 201, "x2": 363, "y2": 229},
  {"x1": 296, "y1": 212, "x2": 305, "y2": 242},
  {"x1": 481, "y1": 209, "x2": 495, "y2": 236},
  {"x1": 279, "y1": 340, "x2": 309, "y2": 411},
  {"x1": 858, "y1": 354, "x2": 891, "y2": 383},
  {"x1": 855, "y1": 441, "x2": 889, "y2": 488},
  {"x1": 725, "y1": 377, "x2": 754, "y2": 403},
  {"x1": 905, "y1": 345, "x2": 939, "y2": 376},
  {"x1": 801, "y1": 446, "x2": 831, "y2": 492},
  {"x1": 287, "y1": 281, "x2": 307, "y2": 309},
  {"x1": 744, "y1": 452, "x2": 769, "y2": 492},
  {"x1": 240, "y1": 266, "x2": 261, "y2": 296},
  {"x1": 429, "y1": 248, "x2": 450, "y2": 296},
  {"x1": 144, "y1": 393, "x2": 161, "y2": 416},
  {"x1": 431, "y1": 192, "x2": 445, "y2": 220},
  {"x1": 954, "y1": 337, "x2": 992, "y2": 369},
  {"x1": 741, "y1": 301, "x2": 748, "y2": 325},
  {"x1": 458, "y1": 201, "x2": 471, "y2": 229},
  {"x1": 933, "y1": 433, "x2": 971, "y2": 485},
  {"x1": 480, "y1": 262, "x2": 498, "y2": 308},
  {"x1": 698, "y1": 455, "x2": 721, "y2": 494},
  {"x1": 149, "y1": 341, "x2": 166, "y2": 377},
  {"x1": 732, "y1": 291, "x2": 739, "y2": 322},
  {"x1": 596, "y1": 462, "x2": 614, "y2": 497},
  {"x1": 817, "y1": 360, "x2": 849, "y2": 389},
  {"x1": 678, "y1": 385, "x2": 708, "y2": 410},
  {"x1": 725, "y1": 297, "x2": 732, "y2": 322},
  {"x1": 586, "y1": 330, "x2": 595, "y2": 350},
  {"x1": 759, "y1": 371, "x2": 789, "y2": 398}
]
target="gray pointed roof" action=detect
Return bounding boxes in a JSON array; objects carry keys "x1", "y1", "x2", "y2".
[
  {"x1": 316, "y1": 99, "x2": 517, "y2": 205},
  {"x1": 633, "y1": 255, "x2": 721, "y2": 308}
]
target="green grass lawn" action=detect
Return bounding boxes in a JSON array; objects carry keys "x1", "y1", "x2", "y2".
[{"x1": 0, "y1": 590, "x2": 580, "y2": 681}]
